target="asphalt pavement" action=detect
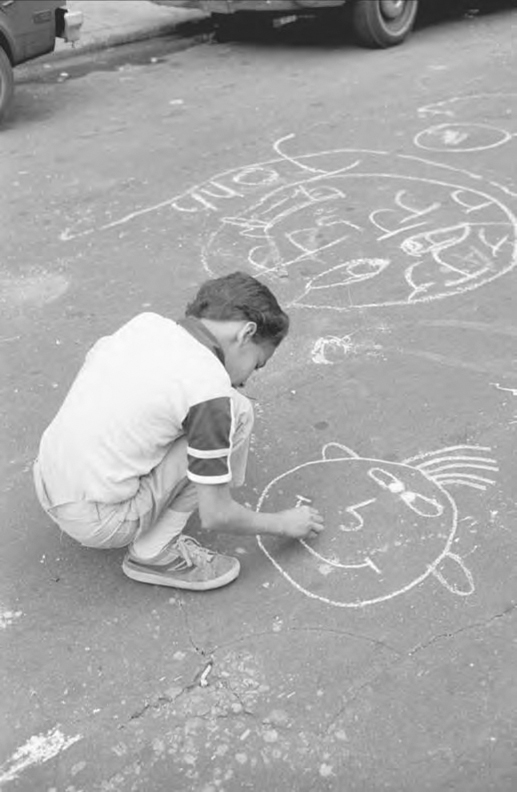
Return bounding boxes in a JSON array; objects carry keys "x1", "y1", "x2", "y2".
[{"x1": 1, "y1": 2, "x2": 517, "y2": 791}]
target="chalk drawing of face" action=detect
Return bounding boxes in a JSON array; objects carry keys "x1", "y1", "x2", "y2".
[
  {"x1": 65, "y1": 146, "x2": 517, "y2": 313},
  {"x1": 204, "y1": 168, "x2": 517, "y2": 311},
  {"x1": 257, "y1": 443, "x2": 499, "y2": 608}
]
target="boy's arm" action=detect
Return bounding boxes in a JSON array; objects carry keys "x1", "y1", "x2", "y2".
[{"x1": 195, "y1": 482, "x2": 324, "y2": 540}]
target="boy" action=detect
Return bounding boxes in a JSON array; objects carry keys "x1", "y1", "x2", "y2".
[{"x1": 34, "y1": 272, "x2": 324, "y2": 590}]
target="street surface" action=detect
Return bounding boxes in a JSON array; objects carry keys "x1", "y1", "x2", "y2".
[{"x1": 1, "y1": 2, "x2": 517, "y2": 790}]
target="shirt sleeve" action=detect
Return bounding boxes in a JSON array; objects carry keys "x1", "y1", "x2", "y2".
[{"x1": 183, "y1": 397, "x2": 234, "y2": 484}]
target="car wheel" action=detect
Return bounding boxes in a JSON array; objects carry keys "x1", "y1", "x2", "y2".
[
  {"x1": 353, "y1": 0, "x2": 419, "y2": 48},
  {"x1": 0, "y1": 46, "x2": 14, "y2": 123}
]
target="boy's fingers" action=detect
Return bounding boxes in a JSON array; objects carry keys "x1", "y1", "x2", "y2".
[{"x1": 308, "y1": 526, "x2": 323, "y2": 539}]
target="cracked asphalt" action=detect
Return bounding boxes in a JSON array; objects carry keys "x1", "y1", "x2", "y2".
[{"x1": 1, "y1": 1, "x2": 517, "y2": 790}]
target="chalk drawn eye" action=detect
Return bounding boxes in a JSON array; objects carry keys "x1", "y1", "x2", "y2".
[
  {"x1": 401, "y1": 223, "x2": 470, "y2": 256},
  {"x1": 368, "y1": 468, "x2": 405, "y2": 493},
  {"x1": 346, "y1": 260, "x2": 388, "y2": 279},
  {"x1": 400, "y1": 491, "x2": 444, "y2": 517},
  {"x1": 369, "y1": 467, "x2": 444, "y2": 517}
]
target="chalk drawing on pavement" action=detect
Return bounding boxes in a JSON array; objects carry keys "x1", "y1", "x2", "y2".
[
  {"x1": 414, "y1": 123, "x2": 513, "y2": 153},
  {"x1": 194, "y1": 141, "x2": 517, "y2": 312},
  {"x1": 418, "y1": 93, "x2": 517, "y2": 121},
  {"x1": 0, "y1": 727, "x2": 81, "y2": 786},
  {"x1": 416, "y1": 94, "x2": 517, "y2": 157},
  {"x1": 256, "y1": 442, "x2": 499, "y2": 608},
  {"x1": 59, "y1": 137, "x2": 517, "y2": 313},
  {"x1": 311, "y1": 333, "x2": 383, "y2": 364}
]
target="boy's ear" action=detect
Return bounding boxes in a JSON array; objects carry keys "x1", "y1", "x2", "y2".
[{"x1": 239, "y1": 321, "x2": 257, "y2": 344}]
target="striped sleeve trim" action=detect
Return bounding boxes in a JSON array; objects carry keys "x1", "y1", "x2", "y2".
[
  {"x1": 187, "y1": 454, "x2": 232, "y2": 484},
  {"x1": 187, "y1": 446, "x2": 231, "y2": 460},
  {"x1": 188, "y1": 470, "x2": 232, "y2": 485}
]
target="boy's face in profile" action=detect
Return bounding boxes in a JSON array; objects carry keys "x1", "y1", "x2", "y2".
[{"x1": 225, "y1": 332, "x2": 276, "y2": 389}]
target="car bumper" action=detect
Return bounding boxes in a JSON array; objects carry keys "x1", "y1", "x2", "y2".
[{"x1": 60, "y1": 8, "x2": 83, "y2": 43}]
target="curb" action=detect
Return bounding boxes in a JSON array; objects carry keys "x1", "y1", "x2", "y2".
[{"x1": 45, "y1": 13, "x2": 209, "y2": 63}]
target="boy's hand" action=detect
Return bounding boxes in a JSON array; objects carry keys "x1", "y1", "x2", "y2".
[{"x1": 278, "y1": 506, "x2": 324, "y2": 540}]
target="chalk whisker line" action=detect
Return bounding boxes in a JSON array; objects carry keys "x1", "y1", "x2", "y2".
[
  {"x1": 433, "y1": 473, "x2": 497, "y2": 483},
  {"x1": 403, "y1": 445, "x2": 492, "y2": 464},
  {"x1": 436, "y1": 480, "x2": 487, "y2": 491},
  {"x1": 424, "y1": 463, "x2": 499, "y2": 474},
  {"x1": 432, "y1": 470, "x2": 497, "y2": 479},
  {"x1": 415, "y1": 455, "x2": 498, "y2": 469}
]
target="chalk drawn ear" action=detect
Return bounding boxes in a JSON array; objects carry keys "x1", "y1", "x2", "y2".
[
  {"x1": 432, "y1": 552, "x2": 475, "y2": 597},
  {"x1": 322, "y1": 443, "x2": 360, "y2": 461}
]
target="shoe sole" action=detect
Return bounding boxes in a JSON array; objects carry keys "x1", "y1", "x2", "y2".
[{"x1": 121, "y1": 559, "x2": 240, "y2": 591}]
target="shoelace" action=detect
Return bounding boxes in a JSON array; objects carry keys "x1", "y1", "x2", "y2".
[{"x1": 175, "y1": 535, "x2": 215, "y2": 568}]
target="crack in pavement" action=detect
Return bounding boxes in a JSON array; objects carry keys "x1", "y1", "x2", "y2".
[
  {"x1": 408, "y1": 601, "x2": 517, "y2": 656},
  {"x1": 177, "y1": 593, "x2": 208, "y2": 656},
  {"x1": 208, "y1": 624, "x2": 402, "y2": 656},
  {"x1": 124, "y1": 605, "x2": 517, "y2": 733},
  {"x1": 323, "y1": 649, "x2": 401, "y2": 736},
  {"x1": 286, "y1": 625, "x2": 402, "y2": 655},
  {"x1": 127, "y1": 687, "x2": 184, "y2": 723},
  {"x1": 324, "y1": 603, "x2": 517, "y2": 733},
  {"x1": 218, "y1": 678, "x2": 257, "y2": 719}
]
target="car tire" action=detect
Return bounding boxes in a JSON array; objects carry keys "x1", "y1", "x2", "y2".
[
  {"x1": 353, "y1": 0, "x2": 419, "y2": 48},
  {"x1": 0, "y1": 45, "x2": 14, "y2": 123}
]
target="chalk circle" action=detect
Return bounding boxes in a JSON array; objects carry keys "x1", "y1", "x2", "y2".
[
  {"x1": 200, "y1": 151, "x2": 517, "y2": 312},
  {"x1": 414, "y1": 123, "x2": 513, "y2": 153},
  {"x1": 255, "y1": 442, "x2": 498, "y2": 608}
]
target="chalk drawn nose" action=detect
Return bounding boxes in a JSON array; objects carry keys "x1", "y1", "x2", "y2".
[{"x1": 338, "y1": 498, "x2": 377, "y2": 532}]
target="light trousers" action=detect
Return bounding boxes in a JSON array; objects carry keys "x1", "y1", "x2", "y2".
[{"x1": 34, "y1": 391, "x2": 253, "y2": 550}]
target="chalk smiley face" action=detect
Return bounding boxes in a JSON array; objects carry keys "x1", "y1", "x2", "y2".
[{"x1": 257, "y1": 443, "x2": 499, "y2": 607}]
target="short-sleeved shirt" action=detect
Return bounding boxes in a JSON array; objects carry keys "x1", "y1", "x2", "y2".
[{"x1": 37, "y1": 313, "x2": 235, "y2": 506}]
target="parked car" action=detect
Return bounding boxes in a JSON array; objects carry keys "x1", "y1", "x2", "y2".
[
  {"x1": 152, "y1": 0, "x2": 420, "y2": 48},
  {"x1": 0, "y1": 0, "x2": 83, "y2": 121}
]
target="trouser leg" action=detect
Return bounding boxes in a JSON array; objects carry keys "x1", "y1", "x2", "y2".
[{"x1": 33, "y1": 391, "x2": 254, "y2": 553}]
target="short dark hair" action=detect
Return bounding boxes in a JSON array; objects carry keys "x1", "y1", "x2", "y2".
[{"x1": 186, "y1": 272, "x2": 289, "y2": 347}]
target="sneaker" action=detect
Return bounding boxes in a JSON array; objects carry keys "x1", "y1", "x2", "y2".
[{"x1": 122, "y1": 535, "x2": 240, "y2": 591}]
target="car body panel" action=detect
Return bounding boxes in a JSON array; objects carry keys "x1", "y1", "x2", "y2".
[
  {"x1": 151, "y1": 0, "x2": 347, "y2": 12},
  {"x1": 0, "y1": 0, "x2": 81, "y2": 65}
]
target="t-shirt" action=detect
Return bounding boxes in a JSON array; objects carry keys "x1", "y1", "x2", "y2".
[{"x1": 37, "y1": 313, "x2": 235, "y2": 505}]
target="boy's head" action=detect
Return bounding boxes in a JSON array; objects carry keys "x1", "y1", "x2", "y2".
[{"x1": 185, "y1": 272, "x2": 290, "y2": 387}]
